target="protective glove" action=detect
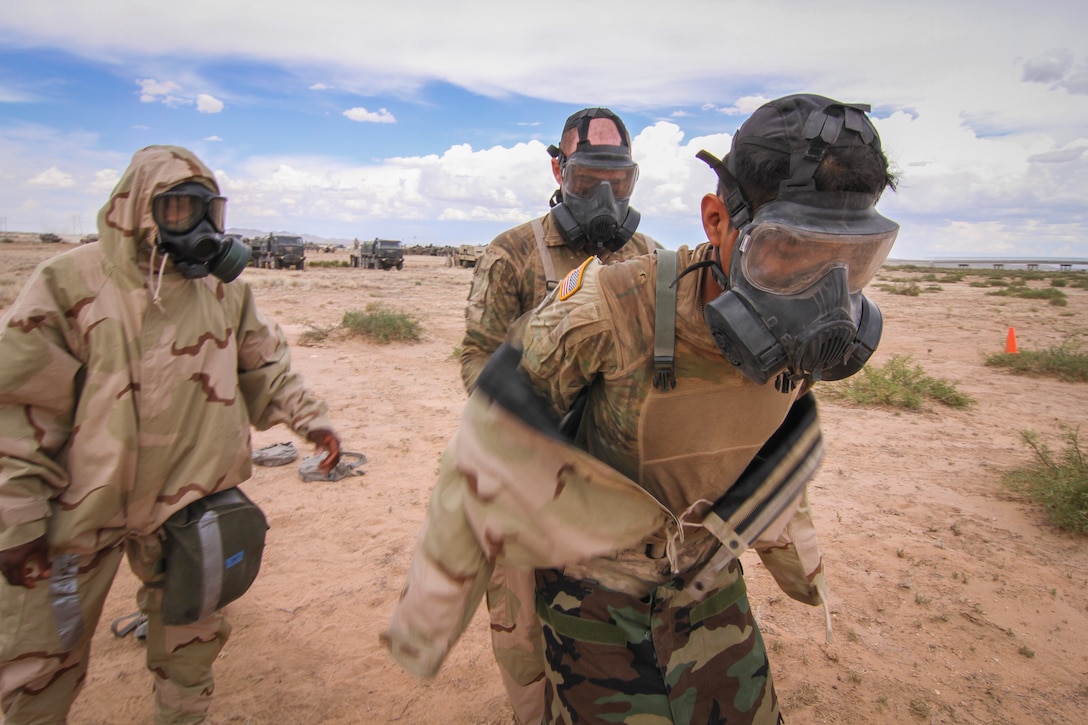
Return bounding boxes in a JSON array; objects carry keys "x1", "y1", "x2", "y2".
[
  {"x1": 306, "y1": 428, "x2": 342, "y2": 474},
  {"x1": 0, "y1": 534, "x2": 52, "y2": 588}
]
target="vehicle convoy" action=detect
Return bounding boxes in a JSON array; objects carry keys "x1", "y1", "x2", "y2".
[
  {"x1": 251, "y1": 234, "x2": 306, "y2": 270},
  {"x1": 350, "y1": 238, "x2": 404, "y2": 270},
  {"x1": 448, "y1": 243, "x2": 485, "y2": 268}
]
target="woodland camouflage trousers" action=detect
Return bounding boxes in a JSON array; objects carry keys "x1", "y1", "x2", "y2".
[
  {"x1": 0, "y1": 535, "x2": 231, "y2": 725},
  {"x1": 535, "y1": 559, "x2": 783, "y2": 725}
]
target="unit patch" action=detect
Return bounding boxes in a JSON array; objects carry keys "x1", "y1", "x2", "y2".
[{"x1": 558, "y1": 258, "x2": 593, "y2": 301}]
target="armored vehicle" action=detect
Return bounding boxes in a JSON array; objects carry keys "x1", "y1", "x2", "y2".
[
  {"x1": 449, "y1": 244, "x2": 486, "y2": 268},
  {"x1": 351, "y1": 238, "x2": 404, "y2": 270},
  {"x1": 251, "y1": 234, "x2": 306, "y2": 270}
]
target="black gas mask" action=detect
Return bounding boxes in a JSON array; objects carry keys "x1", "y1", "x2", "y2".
[
  {"x1": 547, "y1": 108, "x2": 642, "y2": 254},
  {"x1": 694, "y1": 97, "x2": 898, "y2": 387},
  {"x1": 151, "y1": 181, "x2": 250, "y2": 281}
]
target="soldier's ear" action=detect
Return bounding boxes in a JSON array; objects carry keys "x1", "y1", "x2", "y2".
[
  {"x1": 701, "y1": 194, "x2": 729, "y2": 245},
  {"x1": 702, "y1": 194, "x2": 740, "y2": 258}
]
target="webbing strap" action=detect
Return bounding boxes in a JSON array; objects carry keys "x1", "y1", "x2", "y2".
[
  {"x1": 49, "y1": 553, "x2": 85, "y2": 651},
  {"x1": 196, "y1": 509, "x2": 225, "y2": 622},
  {"x1": 701, "y1": 392, "x2": 824, "y2": 555},
  {"x1": 531, "y1": 218, "x2": 559, "y2": 291},
  {"x1": 536, "y1": 594, "x2": 628, "y2": 646},
  {"x1": 687, "y1": 575, "x2": 747, "y2": 626},
  {"x1": 653, "y1": 249, "x2": 677, "y2": 391}
]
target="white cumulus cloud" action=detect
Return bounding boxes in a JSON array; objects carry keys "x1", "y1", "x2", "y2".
[
  {"x1": 196, "y1": 94, "x2": 224, "y2": 113},
  {"x1": 28, "y1": 167, "x2": 76, "y2": 188},
  {"x1": 137, "y1": 78, "x2": 185, "y2": 105},
  {"x1": 343, "y1": 107, "x2": 396, "y2": 123}
]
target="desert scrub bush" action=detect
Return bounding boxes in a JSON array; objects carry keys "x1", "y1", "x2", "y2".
[
  {"x1": 936, "y1": 272, "x2": 965, "y2": 284},
  {"x1": 342, "y1": 303, "x2": 422, "y2": 343},
  {"x1": 986, "y1": 285, "x2": 1067, "y2": 306},
  {"x1": 985, "y1": 340, "x2": 1088, "y2": 382},
  {"x1": 307, "y1": 259, "x2": 350, "y2": 268},
  {"x1": 1003, "y1": 428, "x2": 1088, "y2": 535},
  {"x1": 875, "y1": 281, "x2": 921, "y2": 296},
  {"x1": 296, "y1": 323, "x2": 337, "y2": 346},
  {"x1": 824, "y1": 354, "x2": 974, "y2": 410}
]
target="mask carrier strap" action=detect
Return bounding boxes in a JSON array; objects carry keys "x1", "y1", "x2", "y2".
[
  {"x1": 531, "y1": 217, "x2": 560, "y2": 291},
  {"x1": 653, "y1": 249, "x2": 678, "y2": 391}
]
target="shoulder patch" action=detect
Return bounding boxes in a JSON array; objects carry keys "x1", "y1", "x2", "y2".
[{"x1": 558, "y1": 257, "x2": 594, "y2": 301}]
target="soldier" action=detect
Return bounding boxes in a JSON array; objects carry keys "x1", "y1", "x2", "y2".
[
  {"x1": 387, "y1": 94, "x2": 898, "y2": 724},
  {"x1": 460, "y1": 107, "x2": 658, "y2": 724},
  {"x1": 461, "y1": 106, "x2": 658, "y2": 390},
  {"x1": 0, "y1": 145, "x2": 342, "y2": 724}
]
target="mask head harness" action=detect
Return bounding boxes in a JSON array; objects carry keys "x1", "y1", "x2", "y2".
[
  {"x1": 694, "y1": 94, "x2": 899, "y2": 387},
  {"x1": 151, "y1": 181, "x2": 250, "y2": 281},
  {"x1": 547, "y1": 107, "x2": 641, "y2": 254}
]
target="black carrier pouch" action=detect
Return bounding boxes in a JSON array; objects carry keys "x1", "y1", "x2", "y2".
[{"x1": 161, "y1": 487, "x2": 269, "y2": 626}]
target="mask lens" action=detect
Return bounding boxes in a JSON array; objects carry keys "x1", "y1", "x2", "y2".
[
  {"x1": 152, "y1": 184, "x2": 227, "y2": 234},
  {"x1": 741, "y1": 223, "x2": 898, "y2": 295},
  {"x1": 206, "y1": 196, "x2": 226, "y2": 233},
  {"x1": 561, "y1": 158, "x2": 639, "y2": 200},
  {"x1": 153, "y1": 194, "x2": 205, "y2": 234}
]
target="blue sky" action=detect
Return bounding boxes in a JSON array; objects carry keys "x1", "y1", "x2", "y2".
[{"x1": 2, "y1": 1, "x2": 1087, "y2": 261}]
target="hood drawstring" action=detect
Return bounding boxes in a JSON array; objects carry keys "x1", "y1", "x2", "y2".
[
  {"x1": 148, "y1": 242, "x2": 168, "y2": 311},
  {"x1": 664, "y1": 497, "x2": 715, "y2": 575}
]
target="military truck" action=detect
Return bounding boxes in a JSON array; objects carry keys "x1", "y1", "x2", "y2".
[
  {"x1": 251, "y1": 234, "x2": 306, "y2": 270},
  {"x1": 448, "y1": 243, "x2": 486, "y2": 268},
  {"x1": 350, "y1": 238, "x2": 404, "y2": 270}
]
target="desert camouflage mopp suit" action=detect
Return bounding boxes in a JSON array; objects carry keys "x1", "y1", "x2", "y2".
[
  {"x1": 0, "y1": 145, "x2": 333, "y2": 724},
  {"x1": 461, "y1": 211, "x2": 656, "y2": 724},
  {"x1": 388, "y1": 248, "x2": 827, "y2": 724}
]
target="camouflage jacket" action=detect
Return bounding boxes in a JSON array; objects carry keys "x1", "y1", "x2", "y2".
[
  {"x1": 0, "y1": 146, "x2": 333, "y2": 555},
  {"x1": 517, "y1": 245, "x2": 821, "y2": 591},
  {"x1": 384, "y1": 392, "x2": 675, "y2": 678},
  {"x1": 460, "y1": 212, "x2": 656, "y2": 391},
  {"x1": 386, "y1": 244, "x2": 828, "y2": 679}
]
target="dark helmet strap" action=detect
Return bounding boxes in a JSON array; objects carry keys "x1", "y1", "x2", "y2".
[
  {"x1": 696, "y1": 149, "x2": 751, "y2": 230},
  {"x1": 549, "y1": 108, "x2": 632, "y2": 165},
  {"x1": 785, "y1": 102, "x2": 875, "y2": 193}
]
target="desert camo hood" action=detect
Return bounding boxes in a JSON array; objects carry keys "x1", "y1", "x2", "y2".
[{"x1": 97, "y1": 145, "x2": 219, "y2": 278}]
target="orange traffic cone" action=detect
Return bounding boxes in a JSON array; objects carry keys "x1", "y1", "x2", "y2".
[{"x1": 1006, "y1": 327, "x2": 1019, "y2": 354}]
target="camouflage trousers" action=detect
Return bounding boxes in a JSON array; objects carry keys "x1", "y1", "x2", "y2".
[
  {"x1": 0, "y1": 534, "x2": 231, "y2": 725},
  {"x1": 487, "y1": 565, "x2": 547, "y2": 725},
  {"x1": 535, "y1": 559, "x2": 782, "y2": 725}
]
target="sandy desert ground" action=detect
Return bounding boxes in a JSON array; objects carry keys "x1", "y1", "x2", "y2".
[{"x1": 1, "y1": 239, "x2": 1087, "y2": 724}]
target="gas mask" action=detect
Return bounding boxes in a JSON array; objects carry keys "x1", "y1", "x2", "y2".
[
  {"x1": 547, "y1": 107, "x2": 642, "y2": 254},
  {"x1": 701, "y1": 187, "x2": 897, "y2": 386},
  {"x1": 151, "y1": 181, "x2": 250, "y2": 281},
  {"x1": 693, "y1": 97, "x2": 898, "y2": 386},
  {"x1": 549, "y1": 155, "x2": 641, "y2": 253}
]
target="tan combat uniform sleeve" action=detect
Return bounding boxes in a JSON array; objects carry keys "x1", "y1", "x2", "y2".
[
  {"x1": 234, "y1": 283, "x2": 333, "y2": 437},
  {"x1": 517, "y1": 260, "x2": 616, "y2": 417},
  {"x1": 0, "y1": 269, "x2": 80, "y2": 549},
  {"x1": 460, "y1": 249, "x2": 525, "y2": 392}
]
